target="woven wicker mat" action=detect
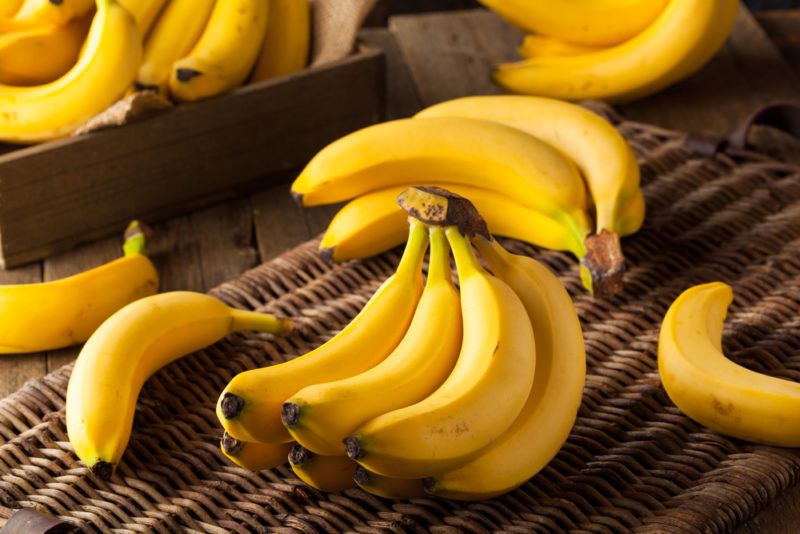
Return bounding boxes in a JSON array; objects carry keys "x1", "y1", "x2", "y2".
[{"x1": 1, "y1": 105, "x2": 800, "y2": 533}]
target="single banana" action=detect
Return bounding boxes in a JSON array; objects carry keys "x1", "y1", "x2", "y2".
[
  {"x1": 250, "y1": 0, "x2": 310, "y2": 82},
  {"x1": 13, "y1": 0, "x2": 94, "y2": 25},
  {"x1": 220, "y1": 432, "x2": 292, "y2": 471},
  {"x1": 217, "y1": 220, "x2": 428, "y2": 444},
  {"x1": 282, "y1": 226, "x2": 462, "y2": 456},
  {"x1": 518, "y1": 35, "x2": 603, "y2": 59},
  {"x1": 0, "y1": 0, "x2": 23, "y2": 17},
  {"x1": 480, "y1": 0, "x2": 667, "y2": 46},
  {"x1": 67, "y1": 291, "x2": 292, "y2": 478},
  {"x1": 0, "y1": 0, "x2": 141, "y2": 144},
  {"x1": 289, "y1": 445, "x2": 356, "y2": 492},
  {"x1": 354, "y1": 467, "x2": 426, "y2": 499},
  {"x1": 0, "y1": 14, "x2": 91, "y2": 86},
  {"x1": 117, "y1": 0, "x2": 167, "y2": 36},
  {"x1": 0, "y1": 222, "x2": 157, "y2": 354},
  {"x1": 135, "y1": 0, "x2": 215, "y2": 93},
  {"x1": 169, "y1": 0, "x2": 269, "y2": 102},
  {"x1": 426, "y1": 237, "x2": 586, "y2": 500},
  {"x1": 493, "y1": 0, "x2": 738, "y2": 103},
  {"x1": 659, "y1": 283, "x2": 800, "y2": 447},
  {"x1": 291, "y1": 117, "x2": 591, "y2": 242},
  {"x1": 345, "y1": 222, "x2": 535, "y2": 478}
]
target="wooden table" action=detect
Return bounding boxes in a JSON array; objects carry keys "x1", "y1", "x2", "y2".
[{"x1": 1, "y1": 4, "x2": 799, "y2": 532}]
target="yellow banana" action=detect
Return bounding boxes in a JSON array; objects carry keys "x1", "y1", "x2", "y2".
[
  {"x1": 250, "y1": 0, "x2": 310, "y2": 82},
  {"x1": 354, "y1": 467, "x2": 426, "y2": 499},
  {"x1": 289, "y1": 445, "x2": 356, "y2": 492},
  {"x1": 217, "y1": 220, "x2": 428, "y2": 444},
  {"x1": 417, "y1": 95, "x2": 642, "y2": 237},
  {"x1": 494, "y1": 0, "x2": 738, "y2": 103},
  {"x1": 0, "y1": 0, "x2": 22, "y2": 17},
  {"x1": 66, "y1": 291, "x2": 291, "y2": 478},
  {"x1": 0, "y1": 0, "x2": 141, "y2": 144},
  {"x1": 0, "y1": 13, "x2": 91, "y2": 86},
  {"x1": 117, "y1": 0, "x2": 167, "y2": 36},
  {"x1": 426, "y1": 237, "x2": 586, "y2": 500},
  {"x1": 283, "y1": 226, "x2": 461, "y2": 456},
  {"x1": 659, "y1": 283, "x2": 800, "y2": 447},
  {"x1": 135, "y1": 0, "x2": 215, "y2": 93},
  {"x1": 169, "y1": 0, "x2": 269, "y2": 102},
  {"x1": 345, "y1": 225, "x2": 535, "y2": 478},
  {"x1": 0, "y1": 222, "x2": 157, "y2": 354},
  {"x1": 220, "y1": 432, "x2": 292, "y2": 471},
  {"x1": 13, "y1": 0, "x2": 93, "y2": 24},
  {"x1": 481, "y1": 0, "x2": 667, "y2": 46},
  {"x1": 292, "y1": 117, "x2": 591, "y2": 242},
  {"x1": 518, "y1": 35, "x2": 603, "y2": 59}
]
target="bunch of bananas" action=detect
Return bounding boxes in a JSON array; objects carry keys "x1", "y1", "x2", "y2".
[
  {"x1": 482, "y1": 0, "x2": 738, "y2": 102},
  {"x1": 217, "y1": 186, "x2": 587, "y2": 500},
  {"x1": 293, "y1": 95, "x2": 645, "y2": 297},
  {"x1": 0, "y1": 0, "x2": 309, "y2": 143}
]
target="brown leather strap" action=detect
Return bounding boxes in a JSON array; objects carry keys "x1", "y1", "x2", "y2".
[
  {"x1": 0, "y1": 509, "x2": 74, "y2": 534},
  {"x1": 727, "y1": 101, "x2": 800, "y2": 149}
]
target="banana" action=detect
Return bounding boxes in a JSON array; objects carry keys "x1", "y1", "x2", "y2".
[
  {"x1": 493, "y1": 0, "x2": 738, "y2": 103},
  {"x1": 220, "y1": 432, "x2": 292, "y2": 471},
  {"x1": 354, "y1": 467, "x2": 426, "y2": 499},
  {"x1": 659, "y1": 282, "x2": 800, "y2": 447},
  {"x1": 13, "y1": 0, "x2": 93, "y2": 25},
  {"x1": 289, "y1": 445, "x2": 356, "y2": 492},
  {"x1": 217, "y1": 220, "x2": 428, "y2": 444},
  {"x1": 67, "y1": 291, "x2": 291, "y2": 478},
  {"x1": 291, "y1": 117, "x2": 591, "y2": 243},
  {"x1": 117, "y1": 0, "x2": 167, "y2": 36},
  {"x1": 0, "y1": 0, "x2": 141, "y2": 144},
  {"x1": 481, "y1": 0, "x2": 667, "y2": 46},
  {"x1": 518, "y1": 35, "x2": 603, "y2": 59},
  {"x1": 0, "y1": 13, "x2": 91, "y2": 86},
  {"x1": 135, "y1": 0, "x2": 215, "y2": 93},
  {"x1": 283, "y1": 226, "x2": 461, "y2": 456},
  {"x1": 345, "y1": 223, "x2": 535, "y2": 478},
  {"x1": 426, "y1": 237, "x2": 586, "y2": 500},
  {"x1": 169, "y1": 0, "x2": 269, "y2": 102},
  {"x1": 250, "y1": 0, "x2": 310, "y2": 82},
  {"x1": 0, "y1": 0, "x2": 22, "y2": 17},
  {"x1": 0, "y1": 222, "x2": 157, "y2": 354}
]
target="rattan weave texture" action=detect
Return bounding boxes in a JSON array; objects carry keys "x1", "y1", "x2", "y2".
[{"x1": 0, "y1": 106, "x2": 799, "y2": 533}]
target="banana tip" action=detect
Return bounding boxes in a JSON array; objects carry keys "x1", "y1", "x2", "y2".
[
  {"x1": 281, "y1": 402, "x2": 300, "y2": 427},
  {"x1": 290, "y1": 190, "x2": 304, "y2": 206},
  {"x1": 91, "y1": 461, "x2": 114, "y2": 480},
  {"x1": 319, "y1": 247, "x2": 335, "y2": 265},
  {"x1": 422, "y1": 477, "x2": 436, "y2": 494},
  {"x1": 343, "y1": 436, "x2": 363, "y2": 460},
  {"x1": 220, "y1": 392, "x2": 245, "y2": 419},
  {"x1": 289, "y1": 444, "x2": 312, "y2": 466},
  {"x1": 353, "y1": 466, "x2": 370, "y2": 485},
  {"x1": 220, "y1": 432, "x2": 243, "y2": 455},
  {"x1": 176, "y1": 68, "x2": 202, "y2": 83}
]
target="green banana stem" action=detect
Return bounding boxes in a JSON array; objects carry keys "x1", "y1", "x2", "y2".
[
  {"x1": 229, "y1": 309, "x2": 293, "y2": 335},
  {"x1": 123, "y1": 220, "x2": 147, "y2": 256}
]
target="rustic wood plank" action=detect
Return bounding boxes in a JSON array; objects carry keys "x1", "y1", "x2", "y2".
[
  {"x1": 365, "y1": 0, "x2": 479, "y2": 27},
  {"x1": 756, "y1": 9, "x2": 800, "y2": 76},
  {"x1": 251, "y1": 181, "x2": 312, "y2": 262}
]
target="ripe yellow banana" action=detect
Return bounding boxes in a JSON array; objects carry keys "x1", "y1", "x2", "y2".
[
  {"x1": 220, "y1": 432, "x2": 292, "y2": 471},
  {"x1": 0, "y1": 0, "x2": 22, "y2": 17},
  {"x1": 289, "y1": 445, "x2": 356, "y2": 492},
  {"x1": 13, "y1": 0, "x2": 93, "y2": 25},
  {"x1": 354, "y1": 467, "x2": 426, "y2": 499},
  {"x1": 481, "y1": 0, "x2": 667, "y2": 46},
  {"x1": 0, "y1": 14, "x2": 91, "y2": 86},
  {"x1": 283, "y1": 226, "x2": 461, "y2": 456},
  {"x1": 518, "y1": 35, "x2": 603, "y2": 59},
  {"x1": 426, "y1": 237, "x2": 586, "y2": 500},
  {"x1": 417, "y1": 95, "x2": 642, "y2": 237},
  {"x1": 291, "y1": 117, "x2": 591, "y2": 242},
  {"x1": 135, "y1": 0, "x2": 215, "y2": 93},
  {"x1": 659, "y1": 282, "x2": 800, "y2": 447},
  {"x1": 345, "y1": 225, "x2": 535, "y2": 478},
  {"x1": 0, "y1": 222, "x2": 157, "y2": 354},
  {"x1": 0, "y1": 0, "x2": 141, "y2": 144},
  {"x1": 66, "y1": 291, "x2": 291, "y2": 478},
  {"x1": 494, "y1": 0, "x2": 738, "y2": 103},
  {"x1": 217, "y1": 220, "x2": 428, "y2": 444},
  {"x1": 169, "y1": 0, "x2": 269, "y2": 102},
  {"x1": 250, "y1": 0, "x2": 310, "y2": 82},
  {"x1": 117, "y1": 0, "x2": 167, "y2": 36}
]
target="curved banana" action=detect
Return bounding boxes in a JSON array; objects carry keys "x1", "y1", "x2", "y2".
[
  {"x1": 480, "y1": 0, "x2": 667, "y2": 46},
  {"x1": 217, "y1": 221, "x2": 428, "y2": 444},
  {"x1": 493, "y1": 0, "x2": 738, "y2": 103},
  {"x1": 344, "y1": 226, "x2": 535, "y2": 478},
  {"x1": 289, "y1": 445, "x2": 356, "y2": 492},
  {"x1": 13, "y1": 0, "x2": 93, "y2": 25},
  {"x1": 354, "y1": 467, "x2": 426, "y2": 499},
  {"x1": 417, "y1": 95, "x2": 642, "y2": 237},
  {"x1": 0, "y1": 0, "x2": 23, "y2": 17},
  {"x1": 426, "y1": 237, "x2": 586, "y2": 500},
  {"x1": 519, "y1": 35, "x2": 603, "y2": 59},
  {"x1": 250, "y1": 0, "x2": 310, "y2": 82},
  {"x1": 292, "y1": 117, "x2": 591, "y2": 241},
  {"x1": 659, "y1": 282, "x2": 800, "y2": 447},
  {"x1": 0, "y1": 0, "x2": 141, "y2": 144},
  {"x1": 169, "y1": 0, "x2": 269, "y2": 102},
  {"x1": 0, "y1": 14, "x2": 91, "y2": 86},
  {"x1": 0, "y1": 222, "x2": 157, "y2": 354},
  {"x1": 283, "y1": 226, "x2": 461, "y2": 456},
  {"x1": 117, "y1": 0, "x2": 167, "y2": 36},
  {"x1": 67, "y1": 291, "x2": 291, "y2": 478},
  {"x1": 220, "y1": 432, "x2": 292, "y2": 471},
  {"x1": 135, "y1": 0, "x2": 215, "y2": 93}
]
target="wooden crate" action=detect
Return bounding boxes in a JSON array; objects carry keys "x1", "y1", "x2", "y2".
[{"x1": 0, "y1": 49, "x2": 385, "y2": 269}]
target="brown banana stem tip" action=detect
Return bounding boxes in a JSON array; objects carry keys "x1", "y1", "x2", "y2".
[
  {"x1": 290, "y1": 191, "x2": 304, "y2": 205},
  {"x1": 319, "y1": 247, "x2": 335, "y2": 265},
  {"x1": 343, "y1": 437, "x2": 363, "y2": 460},
  {"x1": 583, "y1": 229, "x2": 625, "y2": 299},
  {"x1": 281, "y1": 403, "x2": 301, "y2": 427},
  {"x1": 91, "y1": 461, "x2": 114, "y2": 481},
  {"x1": 421, "y1": 477, "x2": 436, "y2": 493},
  {"x1": 220, "y1": 392, "x2": 245, "y2": 419},
  {"x1": 220, "y1": 432, "x2": 244, "y2": 455},
  {"x1": 176, "y1": 68, "x2": 202, "y2": 83},
  {"x1": 289, "y1": 444, "x2": 313, "y2": 466},
  {"x1": 397, "y1": 186, "x2": 490, "y2": 239},
  {"x1": 353, "y1": 466, "x2": 370, "y2": 485}
]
